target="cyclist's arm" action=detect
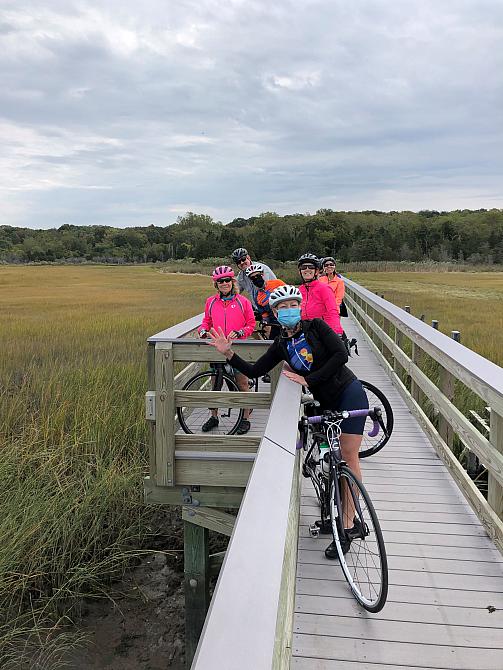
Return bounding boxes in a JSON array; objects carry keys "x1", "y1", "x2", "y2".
[
  {"x1": 241, "y1": 298, "x2": 256, "y2": 338},
  {"x1": 199, "y1": 299, "x2": 213, "y2": 335},
  {"x1": 303, "y1": 320, "x2": 348, "y2": 386},
  {"x1": 321, "y1": 284, "x2": 343, "y2": 334},
  {"x1": 262, "y1": 264, "x2": 277, "y2": 281},
  {"x1": 228, "y1": 341, "x2": 284, "y2": 378},
  {"x1": 335, "y1": 277, "x2": 345, "y2": 306}
]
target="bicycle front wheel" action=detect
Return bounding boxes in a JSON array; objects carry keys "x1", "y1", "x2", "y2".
[
  {"x1": 176, "y1": 370, "x2": 244, "y2": 435},
  {"x1": 329, "y1": 466, "x2": 388, "y2": 612},
  {"x1": 359, "y1": 380, "x2": 394, "y2": 458}
]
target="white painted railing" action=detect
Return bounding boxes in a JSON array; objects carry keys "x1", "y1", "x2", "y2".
[
  {"x1": 344, "y1": 278, "x2": 503, "y2": 552},
  {"x1": 191, "y1": 371, "x2": 302, "y2": 670}
]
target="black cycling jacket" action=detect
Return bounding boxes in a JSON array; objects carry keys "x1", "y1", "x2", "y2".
[{"x1": 229, "y1": 318, "x2": 355, "y2": 409}]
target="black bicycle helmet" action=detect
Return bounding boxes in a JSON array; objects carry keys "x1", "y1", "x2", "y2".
[
  {"x1": 231, "y1": 247, "x2": 248, "y2": 261},
  {"x1": 322, "y1": 256, "x2": 336, "y2": 266},
  {"x1": 297, "y1": 252, "x2": 320, "y2": 268}
]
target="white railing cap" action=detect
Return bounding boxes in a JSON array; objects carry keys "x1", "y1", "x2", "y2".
[
  {"x1": 148, "y1": 313, "x2": 204, "y2": 341},
  {"x1": 191, "y1": 371, "x2": 301, "y2": 669}
]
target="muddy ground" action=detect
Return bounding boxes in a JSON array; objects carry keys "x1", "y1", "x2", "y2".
[{"x1": 63, "y1": 509, "x2": 227, "y2": 670}]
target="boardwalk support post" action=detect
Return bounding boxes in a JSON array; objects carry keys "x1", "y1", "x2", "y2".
[
  {"x1": 184, "y1": 519, "x2": 210, "y2": 669},
  {"x1": 488, "y1": 410, "x2": 503, "y2": 521}
]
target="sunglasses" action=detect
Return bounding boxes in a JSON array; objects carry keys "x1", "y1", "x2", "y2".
[
  {"x1": 237, "y1": 257, "x2": 248, "y2": 264},
  {"x1": 323, "y1": 263, "x2": 335, "y2": 267},
  {"x1": 216, "y1": 277, "x2": 232, "y2": 284},
  {"x1": 299, "y1": 264, "x2": 316, "y2": 271}
]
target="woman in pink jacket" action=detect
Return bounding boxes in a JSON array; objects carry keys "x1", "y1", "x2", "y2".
[
  {"x1": 297, "y1": 253, "x2": 343, "y2": 335},
  {"x1": 198, "y1": 265, "x2": 256, "y2": 434}
]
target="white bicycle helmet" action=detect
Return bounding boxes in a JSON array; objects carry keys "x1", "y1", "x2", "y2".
[
  {"x1": 269, "y1": 285, "x2": 302, "y2": 308},
  {"x1": 245, "y1": 262, "x2": 264, "y2": 276}
]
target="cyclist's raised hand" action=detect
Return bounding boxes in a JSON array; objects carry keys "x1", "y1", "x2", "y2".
[{"x1": 208, "y1": 327, "x2": 233, "y2": 355}]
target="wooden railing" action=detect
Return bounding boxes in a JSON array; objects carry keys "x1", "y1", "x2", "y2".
[
  {"x1": 144, "y1": 314, "x2": 280, "y2": 508},
  {"x1": 344, "y1": 278, "x2": 503, "y2": 552},
  {"x1": 191, "y1": 371, "x2": 302, "y2": 670},
  {"x1": 144, "y1": 313, "x2": 288, "y2": 666}
]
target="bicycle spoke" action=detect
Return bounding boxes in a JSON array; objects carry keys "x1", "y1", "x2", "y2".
[{"x1": 334, "y1": 467, "x2": 388, "y2": 612}]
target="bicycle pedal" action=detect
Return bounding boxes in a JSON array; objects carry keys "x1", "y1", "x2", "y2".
[
  {"x1": 308, "y1": 524, "x2": 320, "y2": 538},
  {"x1": 315, "y1": 519, "x2": 333, "y2": 535}
]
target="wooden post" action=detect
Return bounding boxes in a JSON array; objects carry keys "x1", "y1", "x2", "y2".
[
  {"x1": 438, "y1": 331, "x2": 460, "y2": 449},
  {"x1": 147, "y1": 342, "x2": 156, "y2": 481},
  {"x1": 405, "y1": 305, "x2": 411, "y2": 313},
  {"x1": 488, "y1": 410, "x2": 503, "y2": 520},
  {"x1": 432, "y1": 320, "x2": 439, "y2": 330},
  {"x1": 393, "y1": 325, "x2": 403, "y2": 377},
  {"x1": 451, "y1": 330, "x2": 461, "y2": 342},
  {"x1": 410, "y1": 342, "x2": 422, "y2": 405},
  {"x1": 155, "y1": 343, "x2": 175, "y2": 486},
  {"x1": 184, "y1": 520, "x2": 210, "y2": 669}
]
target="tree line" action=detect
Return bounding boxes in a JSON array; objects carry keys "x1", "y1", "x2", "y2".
[{"x1": 1, "y1": 209, "x2": 502, "y2": 265}]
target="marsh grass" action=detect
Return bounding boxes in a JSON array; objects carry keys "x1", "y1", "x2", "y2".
[
  {"x1": 0, "y1": 266, "x2": 210, "y2": 665},
  {"x1": 350, "y1": 272, "x2": 503, "y2": 367}
]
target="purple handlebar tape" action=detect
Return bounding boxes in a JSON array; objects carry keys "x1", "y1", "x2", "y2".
[
  {"x1": 367, "y1": 421, "x2": 380, "y2": 438},
  {"x1": 307, "y1": 410, "x2": 380, "y2": 438},
  {"x1": 348, "y1": 408, "x2": 371, "y2": 417}
]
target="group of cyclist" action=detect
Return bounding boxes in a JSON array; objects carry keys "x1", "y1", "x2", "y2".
[{"x1": 198, "y1": 247, "x2": 367, "y2": 559}]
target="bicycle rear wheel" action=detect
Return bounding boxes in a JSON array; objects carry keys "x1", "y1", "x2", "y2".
[
  {"x1": 329, "y1": 466, "x2": 388, "y2": 612},
  {"x1": 359, "y1": 380, "x2": 394, "y2": 458},
  {"x1": 176, "y1": 370, "x2": 244, "y2": 435}
]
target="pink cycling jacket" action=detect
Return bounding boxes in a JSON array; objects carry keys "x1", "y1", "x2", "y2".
[
  {"x1": 199, "y1": 293, "x2": 255, "y2": 338},
  {"x1": 299, "y1": 280, "x2": 343, "y2": 334}
]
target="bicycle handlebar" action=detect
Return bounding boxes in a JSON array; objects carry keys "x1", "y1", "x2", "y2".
[{"x1": 307, "y1": 407, "x2": 382, "y2": 438}]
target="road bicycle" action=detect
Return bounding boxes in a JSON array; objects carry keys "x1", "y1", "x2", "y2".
[
  {"x1": 176, "y1": 362, "x2": 259, "y2": 435},
  {"x1": 339, "y1": 335, "x2": 394, "y2": 457},
  {"x1": 298, "y1": 404, "x2": 389, "y2": 612}
]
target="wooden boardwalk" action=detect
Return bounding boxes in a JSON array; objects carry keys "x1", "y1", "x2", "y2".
[{"x1": 292, "y1": 316, "x2": 503, "y2": 670}]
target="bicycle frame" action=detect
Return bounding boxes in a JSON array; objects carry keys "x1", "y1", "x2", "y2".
[{"x1": 299, "y1": 408, "x2": 381, "y2": 535}]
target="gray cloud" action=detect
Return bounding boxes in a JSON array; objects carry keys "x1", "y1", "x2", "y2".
[{"x1": 1, "y1": 0, "x2": 502, "y2": 228}]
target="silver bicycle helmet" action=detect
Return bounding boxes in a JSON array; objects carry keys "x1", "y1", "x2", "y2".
[
  {"x1": 231, "y1": 247, "x2": 248, "y2": 261},
  {"x1": 297, "y1": 252, "x2": 320, "y2": 268},
  {"x1": 269, "y1": 285, "x2": 302, "y2": 308}
]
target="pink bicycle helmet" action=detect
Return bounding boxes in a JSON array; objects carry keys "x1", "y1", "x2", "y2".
[{"x1": 212, "y1": 265, "x2": 235, "y2": 281}]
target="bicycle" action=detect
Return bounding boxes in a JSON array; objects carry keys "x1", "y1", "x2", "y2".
[
  {"x1": 298, "y1": 405, "x2": 389, "y2": 612},
  {"x1": 177, "y1": 361, "x2": 259, "y2": 435},
  {"x1": 339, "y1": 335, "x2": 394, "y2": 457}
]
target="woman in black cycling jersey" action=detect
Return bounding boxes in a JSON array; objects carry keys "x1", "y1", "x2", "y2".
[{"x1": 208, "y1": 284, "x2": 368, "y2": 558}]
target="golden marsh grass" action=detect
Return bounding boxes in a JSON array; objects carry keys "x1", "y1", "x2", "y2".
[
  {"x1": 349, "y1": 271, "x2": 503, "y2": 367},
  {"x1": 0, "y1": 265, "x2": 210, "y2": 665}
]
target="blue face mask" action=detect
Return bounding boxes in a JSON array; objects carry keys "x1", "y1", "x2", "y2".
[{"x1": 277, "y1": 307, "x2": 302, "y2": 328}]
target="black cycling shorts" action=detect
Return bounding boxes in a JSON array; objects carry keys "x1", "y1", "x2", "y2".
[{"x1": 335, "y1": 379, "x2": 369, "y2": 435}]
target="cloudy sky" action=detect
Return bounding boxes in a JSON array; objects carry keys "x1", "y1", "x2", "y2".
[{"x1": 1, "y1": 0, "x2": 502, "y2": 229}]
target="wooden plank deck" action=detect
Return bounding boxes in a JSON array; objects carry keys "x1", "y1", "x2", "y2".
[
  {"x1": 175, "y1": 377, "x2": 271, "y2": 437},
  {"x1": 292, "y1": 316, "x2": 503, "y2": 670}
]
